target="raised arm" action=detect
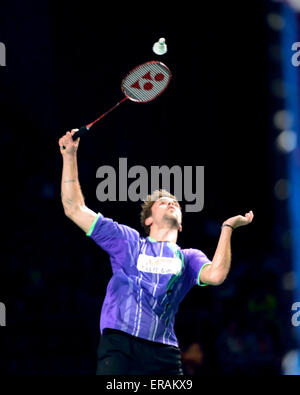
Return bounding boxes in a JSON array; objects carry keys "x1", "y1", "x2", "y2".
[
  {"x1": 59, "y1": 129, "x2": 98, "y2": 233},
  {"x1": 200, "y1": 211, "x2": 254, "y2": 285}
]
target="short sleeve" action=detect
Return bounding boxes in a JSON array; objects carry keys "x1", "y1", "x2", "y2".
[
  {"x1": 86, "y1": 213, "x2": 140, "y2": 256},
  {"x1": 183, "y1": 248, "x2": 212, "y2": 287}
]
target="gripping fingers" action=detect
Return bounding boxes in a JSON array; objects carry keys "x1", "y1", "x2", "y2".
[
  {"x1": 61, "y1": 133, "x2": 70, "y2": 150},
  {"x1": 70, "y1": 129, "x2": 80, "y2": 145},
  {"x1": 58, "y1": 136, "x2": 67, "y2": 151},
  {"x1": 59, "y1": 130, "x2": 78, "y2": 151},
  {"x1": 70, "y1": 128, "x2": 79, "y2": 136},
  {"x1": 245, "y1": 211, "x2": 254, "y2": 223}
]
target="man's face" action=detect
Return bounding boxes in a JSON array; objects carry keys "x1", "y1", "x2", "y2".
[{"x1": 146, "y1": 197, "x2": 182, "y2": 231}]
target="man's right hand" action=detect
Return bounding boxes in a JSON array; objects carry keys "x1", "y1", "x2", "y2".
[{"x1": 58, "y1": 129, "x2": 80, "y2": 156}]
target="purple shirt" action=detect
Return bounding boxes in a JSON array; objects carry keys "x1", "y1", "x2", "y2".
[{"x1": 87, "y1": 213, "x2": 211, "y2": 347}]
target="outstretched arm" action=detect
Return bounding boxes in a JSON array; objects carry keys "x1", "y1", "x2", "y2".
[
  {"x1": 199, "y1": 211, "x2": 254, "y2": 285},
  {"x1": 59, "y1": 129, "x2": 98, "y2": 233}
]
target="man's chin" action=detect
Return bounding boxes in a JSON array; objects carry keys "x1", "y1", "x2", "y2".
[{"x1": 163, "y1": 214, "x2": 181, "y2": 229}]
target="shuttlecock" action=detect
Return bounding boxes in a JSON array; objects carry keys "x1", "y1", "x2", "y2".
[{"x1": 153, "y1": 38, "x2": 167, "y2": 55}]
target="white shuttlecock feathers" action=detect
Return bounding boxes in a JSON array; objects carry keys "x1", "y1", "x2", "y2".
[{"x1": 153, "y1": 38, "x2": 167, "y2": 55}]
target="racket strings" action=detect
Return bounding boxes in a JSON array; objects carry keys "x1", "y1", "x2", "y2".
[{"x1": 122, "y1": 62, "x2": 171, "y2": 103}]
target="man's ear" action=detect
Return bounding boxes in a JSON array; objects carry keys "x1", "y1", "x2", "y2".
[
  {"x1": 145, "y1": 217, "x2": 153, "y2": 227},
  {"x1": 178, "y1": 224, "x2": 182, "y2": 232}
]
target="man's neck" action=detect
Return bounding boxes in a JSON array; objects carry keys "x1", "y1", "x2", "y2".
[{"x1": 148, "y1": 225, "x2": 178, "y2": 244}]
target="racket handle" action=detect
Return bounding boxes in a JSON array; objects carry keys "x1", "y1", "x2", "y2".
[{"x1": 72, "y1": 126, "x2": 88, "y2": 140}]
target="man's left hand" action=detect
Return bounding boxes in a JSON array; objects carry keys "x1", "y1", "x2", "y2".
[{"x1": 223, "y1": 211, "x2": 254, "y2": 229}]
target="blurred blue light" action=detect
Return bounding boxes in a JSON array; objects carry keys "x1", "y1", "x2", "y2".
[{"x1": 281, "y1": 2, "x2": 300, "y2": 369}]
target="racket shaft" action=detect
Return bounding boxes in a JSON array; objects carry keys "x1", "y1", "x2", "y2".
[{"x1": 72, "y1": 97, "x2": 128, "y2": 140}]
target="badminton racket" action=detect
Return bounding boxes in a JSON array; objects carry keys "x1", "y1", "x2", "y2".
[{"x1": 67, "y1": 61, "x2": 172, "y2": 145}]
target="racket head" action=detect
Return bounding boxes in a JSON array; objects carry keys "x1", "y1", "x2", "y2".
[{"x1": 121, "y1": 61, "x2": 172, "y2": 103}]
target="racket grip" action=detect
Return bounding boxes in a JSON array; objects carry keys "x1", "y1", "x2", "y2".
[{"x1": 72, "y1": 126, "x2": 88, "y2": 140}]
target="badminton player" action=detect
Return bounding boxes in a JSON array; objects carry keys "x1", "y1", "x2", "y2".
[{"x1": 59, "y1": 129, "x2": 254, "y2": 375}]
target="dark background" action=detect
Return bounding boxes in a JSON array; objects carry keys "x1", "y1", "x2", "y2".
[{"x1": 0, "y1": 1, "x2": 296, "y2": 375}]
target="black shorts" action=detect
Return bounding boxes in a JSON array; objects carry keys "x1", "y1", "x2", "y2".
[{"x1": 96, "y1": 328, "x2": 183, "y2": 375}]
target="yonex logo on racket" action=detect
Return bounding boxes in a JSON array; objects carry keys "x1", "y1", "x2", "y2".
[
  {"x1": 0, "y1": 42, "x2": 6, "y2": 67},
  {"x1": 95, "y1": 158, "x2": 204, "y2": 213},
  {"x1": 130, "y1": 71, "x2": 166, "y2": 91},
  {"x1": 0, "y1": 302, "x2": 6, "y2": 326}
]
